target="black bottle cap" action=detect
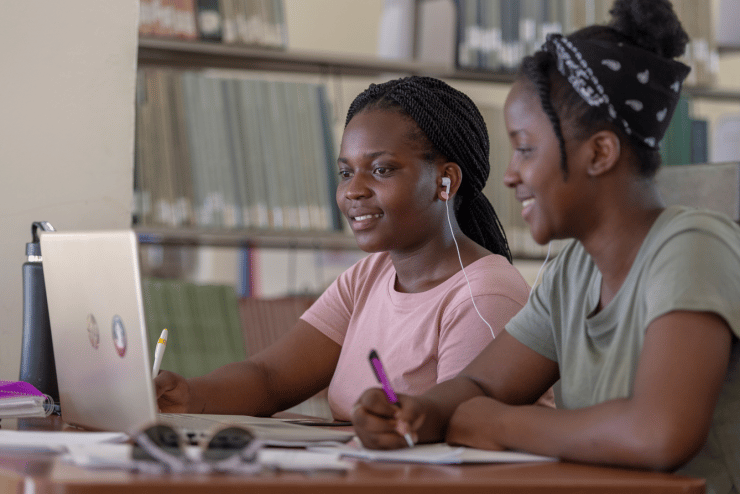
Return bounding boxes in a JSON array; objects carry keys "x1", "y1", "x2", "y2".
[{"x1": 26, "y1": 241, "x2": 41, "y2": 257}]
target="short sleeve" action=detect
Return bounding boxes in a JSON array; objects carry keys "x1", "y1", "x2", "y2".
[
  {"x1": 505, "y1": 261, "x2": 558, "y2": 362},
  {"x1": 644, "y1": 228, "x2": 740, "y2": 338},
  {"x1": 437, "y1": 294, "x2": 525, "y2": 382},
  {"x1": 300, "y1": 271, "x2": 355, "y2": 345}
]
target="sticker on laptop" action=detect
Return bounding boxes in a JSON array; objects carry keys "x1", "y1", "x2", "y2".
[
  {"x1": 112, "y1": 315, "x2": 127, "y2": 357},
  {"x1": 86, "y1": 314, "x2": 100, "y2": 349}
]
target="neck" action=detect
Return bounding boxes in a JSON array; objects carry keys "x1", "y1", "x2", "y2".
[
  {"x1": 389, "y1": 218, "x2": 489, "y2": 294},
  {"x1": 579, "y1": 179, "x2": 664, "y2": 306}
]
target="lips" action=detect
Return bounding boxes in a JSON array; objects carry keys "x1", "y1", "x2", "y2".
[
  {"x1": 347, "y1": 210, "x2": 384, "y2": 231},
  {"x1": 516, "y1": 191, "x2": 535, "y2": 220}
]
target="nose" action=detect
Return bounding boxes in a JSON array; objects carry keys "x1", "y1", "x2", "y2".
[
  {"x1": 503, "y1": 157, "x2": 520, "y2": 189},
  {"x1": 343, "y1": 173, "x2": 372, "y2": 200}
]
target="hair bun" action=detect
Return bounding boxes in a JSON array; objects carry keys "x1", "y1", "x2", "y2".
[{"x1": 608, "y1": 0, "x2": 688, "y2": 59}]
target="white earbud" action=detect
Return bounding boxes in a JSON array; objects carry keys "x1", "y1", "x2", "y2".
[
  {"x1": 439, "y1": 174, "x2": 495, "y2": 338},
  {"x1": 441, "y1": 177, "x2": 451, "y2": 200}
]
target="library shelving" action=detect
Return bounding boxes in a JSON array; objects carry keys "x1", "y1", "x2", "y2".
[{"x1": 136, "y1": 35, "x2": 740, "y2": 256}]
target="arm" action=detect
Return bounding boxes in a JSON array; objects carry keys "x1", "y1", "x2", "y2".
[
  {"x1": 156, "y1": 319, "x2": 341, "y2": 416},
  {"x1": 447, "y1": 310, "x2": 732, "y2": 470},
  {"x1": 352, "y1": 328, "x2": 559, "y2": 448}
]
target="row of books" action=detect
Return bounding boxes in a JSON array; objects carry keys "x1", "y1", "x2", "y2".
[
  {"x1": 454, "y1": 0, "x2": 716, "y2": 86},
  {"x1": 134, "y1": 69, "x2": 342, "y2": 231},
  {"x1": 138, "y1": 0, "x2": 287, "y2": 48},
  {"x1": 142, "y1": 277, "x2": 317, "y2": 380}
]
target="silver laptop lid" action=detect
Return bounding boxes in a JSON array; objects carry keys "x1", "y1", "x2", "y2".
[{"x1": 40, "y1": 230, "x2": 157, "y2": 433}]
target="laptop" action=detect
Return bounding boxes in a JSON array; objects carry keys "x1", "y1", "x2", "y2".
[{"x1": 40, "y1": 230, "x2": 352, "y2": 444}]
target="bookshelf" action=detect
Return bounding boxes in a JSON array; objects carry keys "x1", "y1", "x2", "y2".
[
  {"x1": 141, "y1": 36, "x2": 740, "y2": 97},
  {"x1": 136, "y1": 36, "x2": 740, "y2": 255}
]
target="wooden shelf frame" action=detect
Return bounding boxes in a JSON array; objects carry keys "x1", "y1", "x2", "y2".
[
  {"x1": 135, "y1": 226, "x2": 360, "y2": 250},
  {"x1": 137, "y1": 36, "x2": 518, "y2": 83},
  {"x1": 139, "y1": 37, "x2": 740, "y2": 100}
]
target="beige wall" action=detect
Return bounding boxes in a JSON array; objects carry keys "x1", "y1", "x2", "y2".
[{"x1": 0, "y1": 2, "x2": 139, "y2": 379}]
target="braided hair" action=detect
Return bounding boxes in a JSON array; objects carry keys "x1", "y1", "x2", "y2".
[
  {"x1": 520, "y1": 0, "x2": 689, "y2": 178},
  {"x1": 345, "y1": 76, "x2": 512, "y2": 262}
]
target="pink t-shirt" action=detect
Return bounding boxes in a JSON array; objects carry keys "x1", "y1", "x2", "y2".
[{"x1": 300, "y1": 252, "x2": 530, "y2": 420}]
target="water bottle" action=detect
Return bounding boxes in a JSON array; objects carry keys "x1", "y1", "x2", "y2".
[{"x1": 18, "y1": 221, "x2": 59, "y2": 403}]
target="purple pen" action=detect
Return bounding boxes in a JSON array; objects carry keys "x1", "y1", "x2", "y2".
[
  {"x1": 368, "y1": 349, "x2": 414, "y2": 447},
  {"x1": 369, "y1": 349, "x2": 399, "y2": 404}
]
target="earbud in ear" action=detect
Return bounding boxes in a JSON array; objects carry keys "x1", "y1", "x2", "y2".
[{"x1": 441, "y1": 177, "x2": 451, "y2": 200}]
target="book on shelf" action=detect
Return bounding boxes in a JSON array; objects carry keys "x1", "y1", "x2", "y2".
[
  {"x1": 659, "y1": 94, "x2": 696, "y2": 167},
  {"x1": 142, "y1": 278, "x2": 247, "y2": 378},
  {"x1": 139, "y1": 0, "x2": 287, "y2": 48},
  {"x1": 451, "y1": 0, "x2": 717, "y2": 85},
  {"x1": 134, "y1": 69, "x2": 342, "y2": 233},
  {"x1": 139, "y1": 0, "x2": 198, "y2": 39},
  {"x1": 690, "y1": 119, "x2": 709, "y2": 165},
  {"x1": 414, "y1": 0, "x2": 457, "y2": 66},
  {"x1": 316, "y1": 85, "x2": 343, "y2": 231}
]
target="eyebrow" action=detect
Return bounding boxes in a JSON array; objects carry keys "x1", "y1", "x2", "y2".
[{"x1": 337, "y1": 150, "x2": 393, "y2": 164}]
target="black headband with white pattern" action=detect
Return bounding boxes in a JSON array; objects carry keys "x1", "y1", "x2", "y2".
[{"x1": 544, "y1": 33, "x2": 691, "y2": 149}]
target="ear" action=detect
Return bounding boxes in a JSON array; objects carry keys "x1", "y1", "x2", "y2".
[
  {"x1": 586, "y1": 130, "x2": 620, "y2": 177},
  {"x1": 438, "y1": 162, "x2": 462, "y2": 201}
]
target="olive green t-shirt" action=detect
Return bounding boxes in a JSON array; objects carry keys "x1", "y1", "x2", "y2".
[{"x1": 506, "y1": 206, "x2": 740, "y2": 494}]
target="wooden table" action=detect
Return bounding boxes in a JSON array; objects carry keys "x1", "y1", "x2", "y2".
[{"x1": 0, "y1": 416, "x2": 705, "y2": 494}]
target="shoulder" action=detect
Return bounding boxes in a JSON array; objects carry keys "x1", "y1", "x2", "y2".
[
  {"x1": 339, "y1": 252, "x2": 393, "y2": 279},
  {"x1": 657, "y1": 205, "x2": 740, "y2": 239},
  {"x1": 647, "y1": 206, "x2": 740, "y2": 259},
  {"x1": 449, "y1": 254, "x2": 531, "y2": 306},
  {"x1": 331, "y1": 252, "x2": 395, "y2": 295}
]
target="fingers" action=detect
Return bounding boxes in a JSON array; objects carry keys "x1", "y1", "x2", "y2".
[
  {"x1": 154, "y1": 370, "x2": 189, "y2": 413},
  {"x1": 352, "y1": 388, "x2": 422, "y2": 449},
  {"x1": 154, "y1": 370, "x2": 178, "y2": 398}
]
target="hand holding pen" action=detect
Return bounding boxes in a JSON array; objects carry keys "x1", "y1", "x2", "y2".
[{"x1": 367, "y1": 349, "x2": 415, "y2": 448}]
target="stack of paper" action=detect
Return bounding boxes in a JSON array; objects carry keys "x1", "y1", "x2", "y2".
[
  {"x1": 311, "y1": 441, "x2": 557, "y2": 465},
  {"x1": 0, "y1": 380, "x2": 53, "y2": 418},
  {"x1": 0, "y1": 430, "x2": 128, "y2": 455}
]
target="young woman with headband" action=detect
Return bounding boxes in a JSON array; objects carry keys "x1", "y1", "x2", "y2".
[
  {"x1": 352, "y1": 1, "x2": 739, "y2": 490},
  {"x1": 155, "y1": 76, "x2": 540, "y2": 421}
]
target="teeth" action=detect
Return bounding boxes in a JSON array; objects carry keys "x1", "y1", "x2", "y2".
[
  {"x1": 522, "y1": 198, "x2": 535, "y2": 208},
  {"x1": 353, "y1": 214, "x2": 382, "y2": 221}
]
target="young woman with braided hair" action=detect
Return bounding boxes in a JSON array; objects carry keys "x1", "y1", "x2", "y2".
[
  {"x1": 155, "y1": 76, "x2": 536, "y2": 421},
  {"x1": 353, "y1": 0, "x2": 740, "y2": 490}
]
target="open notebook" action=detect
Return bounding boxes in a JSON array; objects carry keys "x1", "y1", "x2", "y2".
[{"x1": 40, "y1": 230, "x2": 352, "y2": 444}]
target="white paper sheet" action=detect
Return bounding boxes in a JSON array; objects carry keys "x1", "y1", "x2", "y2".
[
  {"x1": 311, "y1": 441, "x2": 557, "y2": 465},
  {"x1": 0, "y1": 430, "x2": 128, "y2": 453}
]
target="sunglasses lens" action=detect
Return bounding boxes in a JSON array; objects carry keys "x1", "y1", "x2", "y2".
[
  {"x1": 145, "y1": 425, "x2": 181, "y2": 449},
  {"x1": 203, "y1": 427, "x2": 255, "y2": 461},
  {"x1": 133, "y1": 425, "x2": 185, "y2": 463}
]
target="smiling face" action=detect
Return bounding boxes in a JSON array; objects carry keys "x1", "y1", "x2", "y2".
[
  {"x1": 337, "y1": 109, "x2": 443, "y2": 253},
  {"x1": 503, "y1": 79, "x2": 593, "y2": 244}
]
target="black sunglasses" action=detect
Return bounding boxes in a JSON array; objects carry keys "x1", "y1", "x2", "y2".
[{"x1": 133, "y1": 423, "x2": 263, "y2": 474}]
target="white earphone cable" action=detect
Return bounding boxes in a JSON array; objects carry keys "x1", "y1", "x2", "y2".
[
  {"x1": 444, "y1": 195, "x2": 496, "y2": 339},
  {"x1": 529, "y1": 242, "x2": 552, "y2": 302}
]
